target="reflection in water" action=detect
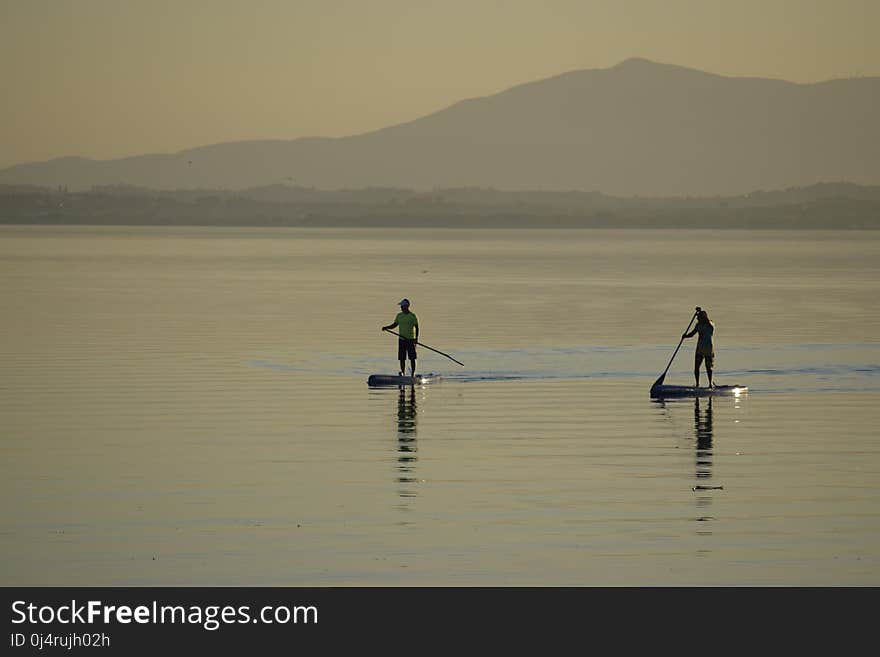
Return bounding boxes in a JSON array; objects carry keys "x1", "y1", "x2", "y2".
[
  {"x1": 694, "y1": 396, "x2": 714, "y2": 477},
  {"x1": 652, "y1": 396, "x2": 719, "y2": 532},
  {"x1": 693, "y1": 397, "x2": 715, "y2": 528},
  {"x1": 395, "y1": 385, "x2": 418, "y2": 505}
]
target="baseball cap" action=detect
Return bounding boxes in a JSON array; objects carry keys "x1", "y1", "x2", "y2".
[{"x1": 398, "y1": 298, "x2": 410, "y2": 306}]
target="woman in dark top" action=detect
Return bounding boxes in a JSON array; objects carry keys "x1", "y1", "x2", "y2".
[{"x1": 683, "y1": 309, "x2": 715, "y2": 388}]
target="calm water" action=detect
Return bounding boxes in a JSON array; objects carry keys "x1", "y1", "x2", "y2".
[{"x1": 1, "y1": 226, "x2": 878, "y2": 585}]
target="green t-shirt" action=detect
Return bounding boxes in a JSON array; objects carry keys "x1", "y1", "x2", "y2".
[{"x1": 395, "y1": 311, "x2": 419, "y2": 339}]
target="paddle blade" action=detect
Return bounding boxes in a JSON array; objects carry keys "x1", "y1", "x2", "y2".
[{"x1": 651, "y1": 372, "x2": 666, "y2": 389}]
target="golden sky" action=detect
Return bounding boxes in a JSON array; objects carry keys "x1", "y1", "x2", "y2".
[{"x1": 2, "y1": 0, "x2": 877, "y2": 168}]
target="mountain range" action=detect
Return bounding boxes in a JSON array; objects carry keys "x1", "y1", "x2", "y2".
[{"x1": 2, "y1": 58, "x2": 878, "y2": 196}]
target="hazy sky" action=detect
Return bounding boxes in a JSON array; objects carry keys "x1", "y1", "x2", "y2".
[{"x1": 2, "y1": 0, "x2": 877, "y2": 168}]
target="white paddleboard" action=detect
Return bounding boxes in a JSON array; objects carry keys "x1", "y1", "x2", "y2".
[
  {"x1": 650, "y1": 384, "x2": 748, "y2": 398},
  {"x1": 367, "y1": 373, "x2": 442, "y2": 387}
]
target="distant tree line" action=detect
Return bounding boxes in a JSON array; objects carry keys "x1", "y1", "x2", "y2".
[{"x1": 1, "y1": 182, "x2": 878, "y2": 229}]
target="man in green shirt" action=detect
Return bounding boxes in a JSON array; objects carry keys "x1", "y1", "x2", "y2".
[{"x1": 382, "y1": 298, "x2": 419, "y2": 377}]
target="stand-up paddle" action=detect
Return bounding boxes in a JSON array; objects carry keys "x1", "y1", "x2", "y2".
[
  {"x1": 382, "y1": 328, "x2": 464, "y2": 366},
  {"x1": 652, "y1": 306, "x2": 701, "y2": 390}
]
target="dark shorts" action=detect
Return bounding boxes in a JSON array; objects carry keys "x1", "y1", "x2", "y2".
[
  {"x1": 398, "y1": 338, "x2": 417, "y2": 361},
  {"x1": 695, "y1": 350, "x2": 714, "y2": 369}
]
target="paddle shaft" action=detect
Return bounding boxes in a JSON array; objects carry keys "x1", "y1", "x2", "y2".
[
  {"x1": 383, "y1": 328, "x2": 464, "y2": 366},
  {"x1": 653, "y1": 307, "x2": 701, "y2": 388}
]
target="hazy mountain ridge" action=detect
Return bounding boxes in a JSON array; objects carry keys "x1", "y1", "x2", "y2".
[{"x1": 2, "y1": 58, "x2": 878, "y2": 196}]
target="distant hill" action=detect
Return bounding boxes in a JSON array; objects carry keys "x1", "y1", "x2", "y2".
[
  {"x1": 2, "y1": 58, "x2": 878, "y2": 196},
  {"x1": 3, "y1": 182, "x2": 878, "y2": 229}
]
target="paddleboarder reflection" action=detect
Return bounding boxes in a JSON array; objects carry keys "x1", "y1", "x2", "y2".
[
  {"x1": 396, "y1": 385, "x2": 418, "y2": 501},
  {"x1": 693, "y1": 396, "x2": 715, "y2": 525}
]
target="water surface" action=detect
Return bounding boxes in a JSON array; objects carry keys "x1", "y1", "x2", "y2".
[{"x1": 1, "y1": 226, "x2": 878, "y2": 585}]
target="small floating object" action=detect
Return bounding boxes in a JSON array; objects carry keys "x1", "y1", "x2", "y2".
[
  {"x1": 651, "y1": 384, "x2": 748, "y2": 398},
  {"x1": 367, "y1": 373, "x2": 442, "y2": 387},
  {"x1": 693, "y1": 485, "x2": 724, "y2": 491}
]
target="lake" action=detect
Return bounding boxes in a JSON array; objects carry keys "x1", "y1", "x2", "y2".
[{"x1": 1, "y1": 225, "x2": 878, "y2": 585}]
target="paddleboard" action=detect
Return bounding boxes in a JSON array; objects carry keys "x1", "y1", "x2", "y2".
[
  {"x1": 367, "y1": 373, "x2": 442, "y2": 387},
  {"x1": 650, "y1": 384, "x2": 748, "y2": 398}
]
